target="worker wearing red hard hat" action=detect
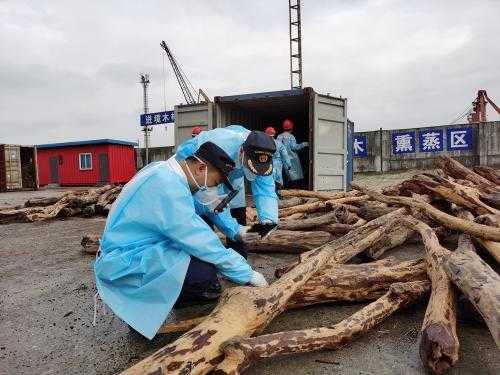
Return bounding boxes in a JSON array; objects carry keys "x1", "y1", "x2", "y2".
[
  {"x1": 277, "y1": 118, "x2": 308, "y2": 188},
  {"x1": 265, "y1": 126, "x2": 292, "y2": 190},
  {"x1": 192, "y1": 126, "x2": 203, "y2": 137}
]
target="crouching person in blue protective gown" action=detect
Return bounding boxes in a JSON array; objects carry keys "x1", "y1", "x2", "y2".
[
  {"x1": 176, "y1": 125, "x2": 279, "y2": 259},
  {"x1": 94, "y1": 141, "x2": 268, "y2": 340}
]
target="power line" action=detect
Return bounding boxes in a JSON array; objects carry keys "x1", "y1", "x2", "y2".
[{"x1": 449, "y1": 104, "x2": 472, "y2": 125}]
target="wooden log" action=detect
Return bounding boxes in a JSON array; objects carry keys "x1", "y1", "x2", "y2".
[
  {"x1": 363, "y1": 220, "x2": 415, "y2": 259},
  {"x1": 481, "y1": 192, "x2": 500, "y2": 210},
  {"x1": 314, "y1": 223, "x2": 355, "y2": 235},
  {"x1": 278, "y1": 197, "x2": 305, "y2": 209},
  {"x1": 159, "y1": 258, "x2": 428, "y2": 334},
  {"x1": 24, "y1": 196, "x2": 62, "y2": 207},
  {"x1": 401, "y1": 216, "x2": 459, "y2": 374},
  {"x1": 353, "y1": 184, "x2": 500, "y2": 242},
  {"x1": 443, "y1": 233, "x2": 500, "y2": 348},
  {"x1": 81, "y1": 233, "x2": 100, "y2": 254},
  {"x1": 474, "y1": 214, "x2": 500, "y2": 227},
  {"x1": 286, "y1": 212, "x2": 305, "y2": 220},
  {"x1": 355, "y1": 202, "x2": 397, "y2": 221},
  {"x1": 279, "y1": 189, "x2": 361, "y2": 201},
  {"x1": 59, "y1": 207, "x2": 82, "y2": 217},
  {"x1": 82, "y1": 204, "x2": 96, "y2": 218},
  {"x1": 215, "y1": 281, "x2": 431, "y2": 374},
  {"x1": 475, "y1": 239, "x2": 500, "y2": 263},
  {"x1": 246, "y1": 230, "x2": 333, "y2": 254},
  {"x1": 473, "y1": 165, "x2": 500, "y2": 185},
  {"x1": 438, "y1": 155, "x2": 493, "y2": 186},
  {"x1": 95, "y1": 186, "x2": 122, "y2": 213},
  {"x1": 122, "y1": 211, "x2": 407, "y2": 375},
  {"x1": 407, "y1": 174, "x2": 500, "y2": 216},
  {"x1": 278, "y1": 212, "x2": 339, "y2": 231},
  {"x1": 279, "y1": 201, "x2": 328, "y2": 217},
  {"x1": 287, "y1": 258, "x2": 427, "y2": 308}
]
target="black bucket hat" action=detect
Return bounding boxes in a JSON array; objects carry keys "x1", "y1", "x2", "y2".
[{"x1": 242, "y1": 131, "x2": 276, "y2": 176}]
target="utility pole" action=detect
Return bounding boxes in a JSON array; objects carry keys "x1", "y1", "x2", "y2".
[
  {"x1": 140, "y1": 74, "x2": 151, "y2": 165},
  {"x1": 289, "y1": 0, "x2": 303, "y2": 89}
]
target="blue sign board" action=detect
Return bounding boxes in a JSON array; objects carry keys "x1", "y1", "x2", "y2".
[
  {"x1": 392, "y1": 131, "x2": 416, "y2": 154},
  {"x1": 353, "y1": 135, "x2": 367, "y2": 157},
  {"x1": 447, "y1": 127, "x2": 473, "y2": 151},
  {"x1": 419, "y1": 128, "x2": 443, "y2": 152},
  {"x1": 140, "y1": 110, "x2": 175, "y2": 126}
]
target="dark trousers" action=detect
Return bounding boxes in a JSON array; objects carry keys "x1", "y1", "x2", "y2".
[
  {"x1": 174, "y1": 207, "x2": 248, "y2": 308},
  {"x1": 226, "y1": 207, "x2": 247, "y2": 259},
  {"x1": 174, "y1": 257, "x2": 221, "y2": 308}
]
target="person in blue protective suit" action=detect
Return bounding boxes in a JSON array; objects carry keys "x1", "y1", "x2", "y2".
[
  {"x1": 94, "y1": 141, "x2": 268, "y2": 340},
  {"x1": 265, "y1": 126, "x2": 292, "y2": 193},
  {"x1": 277, "y1": 118, "x2": 309, "y2": 188},
  {"x1": 176, "y1": 125, "x2": 278, "y2": 259}
]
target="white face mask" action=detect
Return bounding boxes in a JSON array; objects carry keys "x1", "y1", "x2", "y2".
[{"x1": 184, "y1": 156, "x2": 227, "y2": 211}]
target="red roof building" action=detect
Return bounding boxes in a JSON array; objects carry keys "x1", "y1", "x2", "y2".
[{"x1": 36, "y1": 139, "x2": 137, "y2": 186}]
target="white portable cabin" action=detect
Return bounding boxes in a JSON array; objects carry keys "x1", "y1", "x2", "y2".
[{"x1": 174, "y1": 87, "x2": 351, "y2": 192}]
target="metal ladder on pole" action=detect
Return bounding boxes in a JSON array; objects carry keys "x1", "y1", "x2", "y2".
[{"x1": 289, "y1": 0, "x2": 303, "y2": 90}]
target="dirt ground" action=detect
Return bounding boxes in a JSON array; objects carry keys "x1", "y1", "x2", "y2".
[{"x1": 1, "y1": 178, "x2": 499, "y2": 375}]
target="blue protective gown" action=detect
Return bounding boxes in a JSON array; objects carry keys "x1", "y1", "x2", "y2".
[
  {"x1": 272, "y1": 138, "x2": 292, "y2": 186},
  {"x1": 176, "y1": 125, "x2": 279, "y2": 224},
  {"x1": 94, "y1": 159, "x2": 253, "y2": 339},
  {"x1": 276, "y1": 131, "x2": 308, "y2": 181}
]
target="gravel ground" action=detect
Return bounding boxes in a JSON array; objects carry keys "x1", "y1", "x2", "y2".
[{"x1": 1, "y1": 179, "x2": 499, "y2": 374}]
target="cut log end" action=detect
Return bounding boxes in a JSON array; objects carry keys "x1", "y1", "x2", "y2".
[{"x1": 420, "y1": 322, "x2": 459, "y2": 374}]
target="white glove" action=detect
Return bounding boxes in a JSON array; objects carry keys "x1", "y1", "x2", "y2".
[
  {"x1": 249, "y1": 270, "x2": 269, "y2": 287},
  {"x1": 237, "y1": 226, "x2": 261, "y2": 243},
  {"x1": 302, "y1": 142, "x2": 309, "y2": 147}
]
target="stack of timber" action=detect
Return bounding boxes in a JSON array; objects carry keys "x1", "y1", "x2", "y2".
[
  {"x1": 119, "y1": 155, "x2": 500, "y2": 375},
  {"x1": 0, "y1": 185, "x2": 122, "y2": 224}
]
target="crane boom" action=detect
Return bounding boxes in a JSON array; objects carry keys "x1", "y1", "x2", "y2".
[
  {"x1": 160, "y1": 41, "x2": 196, "y2": 105},
  {"x1": 484, "y1": 92, "x2": 500, "y2": 116}
]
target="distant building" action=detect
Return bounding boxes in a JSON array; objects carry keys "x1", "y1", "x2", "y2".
[{"x1": 36, "y1": 139, "x2": 137, "y2": 186}]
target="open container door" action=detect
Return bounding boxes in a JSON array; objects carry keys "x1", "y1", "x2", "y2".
[
  {"x1": 174, "y1": 102, "x2": 214, "y2": 149},
  {"x1": 311, "y1": 92, "x2": 347, "y2": 191}
]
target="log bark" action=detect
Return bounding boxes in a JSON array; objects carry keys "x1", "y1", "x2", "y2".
[
  {"x1": 215, "y1": 281, "x2": 431, "y2": 374},
  {"x1": 286, "y1": 212, "x2": 305, "y2": 220},
  {"x1": 353, "y1": 184, "x2": 500, "y2": 241},
  {"x1": 355, "y1": 202, "x2": 397, "y2": 221},
  {"x1": 95, "y1": 186, "x2": 121, "y2": 213},
  {"x1": 287, "y1": 258, "x2": 427, "y2": 308},
  {"x1": 473, "y1": 165, "x2": 500, "y2": 185},
  {"x1": 246, "y1": 230, "x2": 333, "y2": 254},
  {"x1": 82, "y1": 204, "x2": 96, "y2": 218},
  {"x1": 278, "y1": 197, "x2": 305, "y2": 209},
  {"x1": 122, "y1": 211, "x2": 406, "y2": 375},
  {"x1": 279, "y1": 201, "x2": 328, "y2": 217},
  {"x1": 475, "y1": 239, "x2": 500, "y2": 263},
  {"x1": 159, "y1": 258, "x2": 428, "y2": 334},
  {"x1": 363, "y1": 221, "x2": 415, "y2": 259},
  {"x1": 438, "y1": 155, "x2": 493, "y2": 186},
  {"x1": 277, "y1": 212, "x2": 340, "y2": 231},
  {"x1": 24, "y1": 196, "x2": 63, "y2": 207},
  {"x1": 279, "y1": 189, "x2": 361, "y2": 201},
  {"x1": 401, "y1": 216, "x2": 459, "y2": 374},
  {"x1": 443, "y1": 234, "x2": 500, "y2": 348},
  {"x1": 407, "y1": 174, "x2": 500, "y2": 216},
  {"x1": 81, "y1": 233, "x2": 100, "y2": 254}
]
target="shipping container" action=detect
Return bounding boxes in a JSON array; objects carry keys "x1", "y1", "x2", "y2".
[
  {"x1": 0, "y1": 145, "x2": 38, "y2": 191},
  {"x1": 174, "y1": 87, "x2": 350, "y2": 191}
]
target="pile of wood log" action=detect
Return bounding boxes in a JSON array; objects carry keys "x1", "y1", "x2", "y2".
[
  {"x1": 0, "y1": 185, "x2": 122, "y2": 224},
  {"x1": 121, "y1": 155, "x2": 500, "y2": 375}
]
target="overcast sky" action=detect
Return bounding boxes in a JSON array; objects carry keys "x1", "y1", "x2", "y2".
[{"x1": 1, "y1": 0, "x2": 499, "y2": 147}]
